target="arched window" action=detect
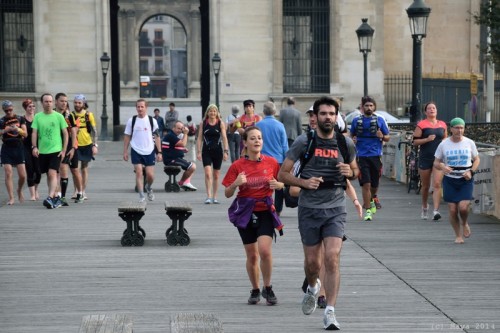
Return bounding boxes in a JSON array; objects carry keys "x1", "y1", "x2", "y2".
[
  {"x1": 283, "y1": 0, "x2": 329, "y2": 93},
  {"x1": 139, "y1": 15, "x2": 187, "y2": 98},
  {"x1": 0, "y1": 0, "x2": 34, "y2": 92}
]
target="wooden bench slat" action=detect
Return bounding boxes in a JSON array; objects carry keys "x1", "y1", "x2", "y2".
[
  {"x1": 78, "y1": 314, "x2": 133, "y2": 333},
  {"x1": 118, "y1": 201, "x2": 147, "y2": 212},
  {"x1": 170, "y1": 312, "x2": 223, "y2": 333},
  {"x1": 165, "y1": 201, "x2": 192, "y2": 211}
]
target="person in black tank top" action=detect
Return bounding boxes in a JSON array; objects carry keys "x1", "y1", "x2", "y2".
[
  {"x1": 412, "y1": 102, "x2": 448, "y2": 221},
  {"x1": 196, "y1": 104, "x2": 229, "y2": 204}
]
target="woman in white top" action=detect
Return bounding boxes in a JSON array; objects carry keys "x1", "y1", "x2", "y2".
[{"x1": 433, "y1": 117, "x2": 480, "y2": 244}]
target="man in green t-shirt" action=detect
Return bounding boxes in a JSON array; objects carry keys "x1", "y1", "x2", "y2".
[{"x1": 31, "y1": 93, "x2": 68, "y2": 209}]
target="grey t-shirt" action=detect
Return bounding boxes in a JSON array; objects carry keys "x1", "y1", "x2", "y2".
[{"x1": 286, "y1": 132, "x2": 356, "y2": 209}]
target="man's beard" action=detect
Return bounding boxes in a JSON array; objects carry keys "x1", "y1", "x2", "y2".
[{"x1": 317, "y1": 121, "x2": 334, "y2": 134}]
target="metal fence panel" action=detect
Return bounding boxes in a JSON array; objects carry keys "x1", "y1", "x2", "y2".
[{"x1": 385, "y1": 73, "x2": 500, "y2": 123}]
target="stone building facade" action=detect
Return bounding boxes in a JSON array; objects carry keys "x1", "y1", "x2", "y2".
[{"x1": 0, "y1": 0, "x2": 482, "y2": 137}]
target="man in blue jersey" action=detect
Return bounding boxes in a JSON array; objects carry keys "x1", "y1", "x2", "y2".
[
  {"x1": 257, "y1": 101, "x2": 288, "y2": 215},
  {"x1": 349, "y1": 96, "x2": 390, "y2": 221}
]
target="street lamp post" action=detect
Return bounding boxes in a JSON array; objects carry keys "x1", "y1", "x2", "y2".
[
  {"x1": 99, "y1": 52, "x2": 111, "y2": 140},
  {"x1": 355, "y1": 18, "x2": 375, "y2": 97},
  {"x1": 407, "y1": 0, "x2": 431, "y2": 123},
  {"x1": 212, "y1": 53, "x2": 221, "y2": 109}
]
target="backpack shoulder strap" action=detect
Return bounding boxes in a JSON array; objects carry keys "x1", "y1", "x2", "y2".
[
  {"x1": 85, "y1": 111, "x2": 92, "y2": 133},
  {"x1": 148, "y1": 115, "x2": 155, "y2": 136},
  {"x1": 296, "y1": 130, "x2": 316, "y2": 176},
  {"x1": 335, "y1": 131, "x2": 350, "y2": 163},
  {"x1": 130, "y1": 115, "x2": 137, "y2": 138}
]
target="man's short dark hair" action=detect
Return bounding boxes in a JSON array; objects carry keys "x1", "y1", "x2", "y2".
[
  {"x1": 169, "y1": 102, "x2": 175, "y2": 107},
  {"x1": 312, "y1": 96, "x2": 339, "y2": 115},
  {"x1": 40, "y1": 93, "x2": 52, "y2": 103},
  {"x1": 55, "y1": 92, "x2": 67, "y2": 101},
  {"x1": 361, "y1": 96, "x2": 377, "y2": 110}
]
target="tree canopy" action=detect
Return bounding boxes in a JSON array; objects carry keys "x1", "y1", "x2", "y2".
[{"x1": 472, "y1": 0, "x2": 500, "y2": 68}]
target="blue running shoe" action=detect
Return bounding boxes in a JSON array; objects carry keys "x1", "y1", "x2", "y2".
[
  {"x1": 52, "y1": 196, "x2": 62, "y2": 209},
  {"x1": 43, "y1": 197, "x2": 54, "y2": 209}
]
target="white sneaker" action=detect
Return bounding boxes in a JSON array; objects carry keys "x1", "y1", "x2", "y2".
[
  {"x1": 302, "y1": 278, "x2": 321, "y2": 315},
  {"x1": 181, "y1": 182, "x2": 197, "y2": 191},
  {"x1": 147, "y1": 188, "x2": 155, "y2": 201},
  {"x1": 323, "y1": 309, "x2": 340, "y2": 330},
  {"x1": 421, "y1": 207, "x2": 428, "y2": 220},
  {"x1": 138, "y1": 197, "x2": 146, "y2": 203}
]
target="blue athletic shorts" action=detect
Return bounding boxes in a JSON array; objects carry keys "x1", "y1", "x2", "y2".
[
  {"x1": 443, "y1": 176, "x2": 474, "y2": 203},
  {"x1": 77, "y1": 144, "x2": 93, "y2": 162},
  {"x1": 131, "y1": 148, "x2": 156, "y2": 167},
  {"x1": 418, "y1": 157, "x2": 435, "y2": 170}
]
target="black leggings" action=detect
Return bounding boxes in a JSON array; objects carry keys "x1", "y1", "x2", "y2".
[{"x1": 24, "y1": 146, "x2": 41, "y2": 187}]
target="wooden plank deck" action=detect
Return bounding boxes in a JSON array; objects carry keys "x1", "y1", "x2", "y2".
[{"x1": 0, "y1": 141, "x2": 499, "y2": 332}]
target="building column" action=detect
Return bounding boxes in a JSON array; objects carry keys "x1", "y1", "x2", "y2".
[{"x1": 188, "y1": 4, "x2": 201, "y2": 98}]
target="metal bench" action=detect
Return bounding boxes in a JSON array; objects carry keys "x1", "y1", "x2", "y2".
[
  {"x1": 163, "y1": 165, "x2": 181, "y2": 192},
  {"x1": 118, "y1": 201, "x2": 147, "y2": 246},
  {"x1": 165, "y1": 201, "x2": 192, "y2": 246},
  {"x1": 78, "y1": 314, "x2": 133, "y2": 333}
]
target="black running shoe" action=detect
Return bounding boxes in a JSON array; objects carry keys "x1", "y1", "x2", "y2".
[
  {"x1": 262, "y1": 286, "x2": 278, "y2": 305},
  {"x1": 248, "y1": 288, "x2": 260, "y2": 305},
  {"x1": 301, "y1": 277, "x2": 308, "y2": 293},
  {"x1": 318, "y1": 295, "x2": 327, "y2": 309}
]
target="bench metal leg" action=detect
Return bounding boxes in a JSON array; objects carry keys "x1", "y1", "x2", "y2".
[
  {"x1": 164, "y1": 168, "x2": 181, "y2": 192},
  {"x1": 164, "y1": 175, "x2": 181, "y2": 192},
  {"x1": 166, "y1": 211, "x2": 191, "y2": 246},
  {"x1": 119, "y1": 211, "x2": 146, "y2": 246}
]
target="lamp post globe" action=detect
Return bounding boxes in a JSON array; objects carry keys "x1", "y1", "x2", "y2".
[
  {"x1": 212, "y1": 53, "x2": 221, "y2": 109},
  {"x1": 99, "y1": 52, "x2": 111, "y2": 140},
  {"x1": 356, "y1": 18, "x2": 375, "y2": 97},
  {"x1": 406, "y1": 0, "x2": 431, "y2": 123}
]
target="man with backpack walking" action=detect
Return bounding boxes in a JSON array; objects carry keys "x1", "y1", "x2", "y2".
[
  {"x1": 123, "y1": 99, "x2": 163, "y2": 202},
  {"x1": 72, "y1": 94, "x2": 98, "y2": 202},
  {"x1": 349, "y1": 96, "x2": 390, "y2": 221},
  {"x1": 278, "y1": 96, "x2": 359, "y2": 330}
]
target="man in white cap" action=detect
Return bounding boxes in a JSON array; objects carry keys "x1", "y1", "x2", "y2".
[{"x1": 72, "y1": 94, "x2": 98, "y2": 201}]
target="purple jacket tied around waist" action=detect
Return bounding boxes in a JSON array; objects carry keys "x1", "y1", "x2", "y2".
[{"x1": 227, "y1": 196, "x2": 284, "y2": 235}]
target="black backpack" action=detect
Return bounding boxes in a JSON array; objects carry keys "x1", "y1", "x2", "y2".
[
  {"x1": 284, "y1": 130, "x2": 350, "y2": 208},
  {"x1": 130, "y1": 115, "x2": 157, "y2": 153},
  {"x1": 130, "y1": 115, "x2": 154, "y2": 139}
]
